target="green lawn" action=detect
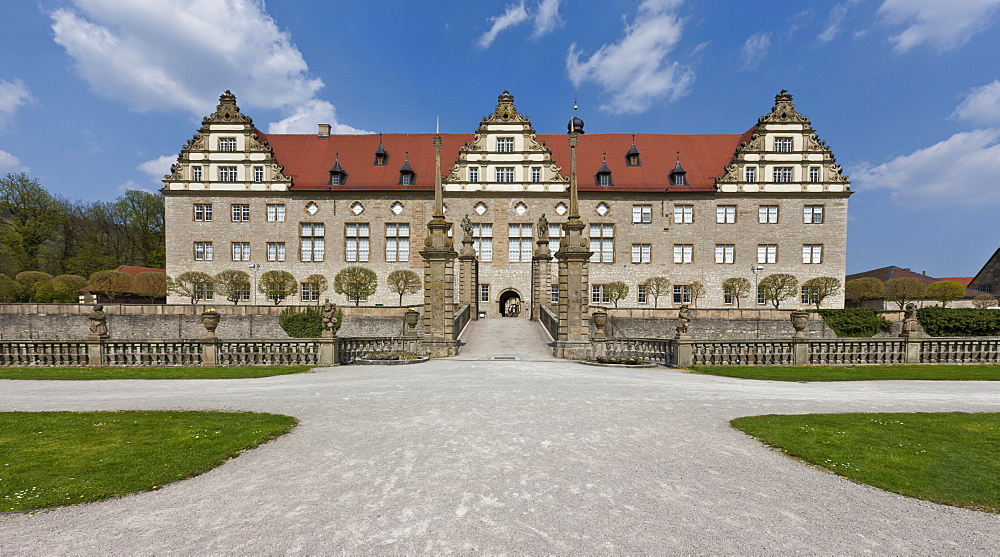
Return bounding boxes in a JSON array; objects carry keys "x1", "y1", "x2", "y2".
[
  {"x1": 0, "y1": 366, "x2": 315, "y2": 380},
  {"x1": 0, "y1": 411, "x2": 297, "y2": 512},
  {"x1": 689, "y1": 365, "x2": 1000, "y2": 382},
  {"x1": 731, "y1": 413, "x2": 1000, "y2": 513}
]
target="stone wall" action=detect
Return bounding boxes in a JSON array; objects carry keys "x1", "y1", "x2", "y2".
[{"x1": 594, "y1": 307, "x2": 837, "y2": 340}]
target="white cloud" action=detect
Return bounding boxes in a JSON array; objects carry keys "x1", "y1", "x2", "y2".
[
  {"x1": 0, "y1": 150, "x2": 27, "y2": 172},
  {"x1": 851, "y1": 128, "x2": 1000, "y2": 207},
  {"x1": 953, "y1": 80, "x2": 1000, "y2": 124},
  {"x1": 532, "y1": 0, "x2": 563, "y2": 38},
  {"x1": 268, "y1": 99, "x2": 367, "y2": 134},
  {"x1": 477, "y1": 2, "x2": 529, "y2": 48},
  {"x1": 566, "y1": 0, "x2": 693, "y2": 114},
  {"x1": 817, "y1": 0, "x2": 860, "y2": 43},
  {"x1": 117, "y1": 178, "x2": 157, "y2": 195},
  {"x1": 878, "y1": 0, "x2": 1000, "y2": 52},
  {"x1": 739, "y1": 32, "x2": 771, "y2": 70},
  {"x1": 0, "y1": 78, "x2": 32, "y2": 128},
  {"x1": 137, "y1": 155, "x2": 176, "y2": 182},
  {"x1": 50, "y1": 0, "x2": 362, "y2": 134}
]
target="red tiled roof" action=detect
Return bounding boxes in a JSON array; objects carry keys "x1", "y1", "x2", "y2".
[
  {"x1": 114, "y1": 266, "x2": 166, "y2": 277},
  {"x1": 938, "y1": 277, "x2": 974, "y2": 287},
  {"x1": 261, "y1": 131, "x2": 747, "y2": 193}
]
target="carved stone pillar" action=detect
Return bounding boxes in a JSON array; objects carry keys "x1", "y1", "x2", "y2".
[
  {"x1": 458, "y1": 234, "x2": 477, "y2": 311},
  {"x1": 418, "y1": 131, "x2": 458, "y2": 357},
  {"x1": 531, "y1": 218, "x2": 552, "y2": 321},
  {"x1": 554, "y1": 218, "x2": 591, "y2": 359}
]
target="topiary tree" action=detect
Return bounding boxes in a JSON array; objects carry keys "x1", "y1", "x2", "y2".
[
  {"x1": 214, "y1": 270, "x2": 251, "y2": 305},
  {"x1": 169, "y1": 271, "x2": 214, "y2": 304},
  {"x1": 642, "y1": 276, "x2": 670, "y2": 308},
  {"x1": 758, "y1": 273, "x2": 799, "y2": 309},
  {"x1": 36, "y1": 274, "x2": 87, "y2": 303},
  {"x1": 972, "y1": 294, "x2": 999, "y2": 309},
  {"x1": 334, "y1": 266, "x2": 378, "y2": 306},
  {"x1": 926, "y1": 280, "x2": 966, "y2": 308},
  {"x1": 885, "y1": 277, "x2": 928, "y2": 310},
  {"x1": 845, "y1": 277, "x2": 885, "y2": 305},
  {"x1": 132, "y1": 271, "x2": 167, "y2": 302},
  {"x1": 15, "y1": 271, "x2": 53, "y2": 302},
  {"x1": 606, "y1": 280, "x2": 629, "y2": 307},
  {"x1": 303, "y1": 273, "x2": 329, "y2": 304},
  {"x1": 386, "y1": 269, "x2": 421, "y2": 305},
  {"x1": 0, "y1": 273, "x2": 28, "y2": 302},
  {"x1": 801, "y1": 276, "x2": 842, "y2": 310},
  {"x1": 722, "y1": 277, "x2": 752, "y2": 309},
  {"x1": 689, "y1": 281, "x2": 705, "y2": 307},
  {"x1": 258, "y1": 270, "x2": 297, "y2": 305},
  {"x1": 88, "y1": 270, "x2": 133, "y2": 303}
]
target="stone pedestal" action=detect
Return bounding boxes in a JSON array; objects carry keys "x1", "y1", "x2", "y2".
[
  {"x1": 532, "y1": 236, "x2": 552, "y2": 321},
  {"x1": 202, "y1": 340, "x2": 218, "y2": 366},
  {"x1": 675, "y1": 338, "x2": 693, "y2": 368},
  {"x1": 419, "y1": 217, "x2": 458, "y2": 357},
  {"x1": 554, "y1": 218, "x2": 592, "y2": 360},
  {"x1": 318, "y1": 338, "x2": 337, "y2": 366},
  {"x1": 86, "y1": 340, "x2": 104, "y2": 366},
  {"x1": 792, "y1": 339, "x2": 808, "y2": 366}
]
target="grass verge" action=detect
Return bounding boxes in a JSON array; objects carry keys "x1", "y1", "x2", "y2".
[
  {"x1": 731, "y1": 413, "x2": 1000, "y2": 513},
  {"x1": 689, "y1": 365, "x2": 1000, "y2": 381},
  {"x1": 0, "y1": 366, "x2": 315, "y2": 380},
  {"x1": 0, "y1": 411, "x2": 297, "y2": 512}
]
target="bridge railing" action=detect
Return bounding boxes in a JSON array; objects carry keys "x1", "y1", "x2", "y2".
[{"x1": 539, "y1": 305, "x2": 559, "y2": 340}]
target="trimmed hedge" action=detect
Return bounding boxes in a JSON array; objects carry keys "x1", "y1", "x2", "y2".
[
  {"x1": 278, "y1": 307, "x2": 341, "y2": 338},
  {"x1": 917, "y1": 306, "x2": 1000, "y2": 337},
  {"x1": 815, "y1": 308, "x2": 892, "y2": 337}
]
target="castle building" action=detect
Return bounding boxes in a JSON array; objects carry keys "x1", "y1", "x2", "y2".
[{"x1": 162, "y1": 90, "x2": 851, "y2": 315}]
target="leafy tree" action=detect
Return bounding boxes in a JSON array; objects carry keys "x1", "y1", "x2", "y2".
[
  {"x1": 258, "y1": 270, "x2": 297, "y2": 305},
  {"x1": 0, "y1": 273, "x2": 28, "y2": 302},
  {"x1": 214, "y1": 270, "x2": 252, "y2": 305},
  {"x1": 972, "y1": 294, "x2": 998, "y2": 309},
  {"x1": 689, "y1": 281, "x2": 705, "y2": 307},
  {"x1": 303, "y1": 273, "x2": 329, "y2": 304},
  {"x1": 885, "y1": 277, "x2": 927, "y2": 310},
  {"x1": 37, "y1": 274, "x2": 87, "y2": 303},
  {"x1": 0, "y1": 173, "x2": 60, "y2": 273},
  {"x1": 758, "y1": 273, "x2": 799, "y2": 309},
  {"x1": 801, "y1": 276, "x2": 842, "y2": 309},
  {"x1": 132, "y1": 271, "x2": 167, "y2": 302},
  {"x1": 722, "y1": 277, "x2": 752, "y2": 309},
  {"x1": 845, "y1": 277, "x2": 885, "y2": 304},
  {"x1": 606, "y1": 280, "x2": 629, "y2": 307},
  {"x1": 15, "y1": 271, "x2": 53, "y2": 302},
  {"x1": 169, "y1": 271, "x2": 214, "y2": 304},
  {"x1": 88, "y1": 270, "x2": 133, "y2": 303},
  {"x1": 334, "y1": 266, "x2": 377, "y2": 306},
  {"x1": 386, "y1": 269, "x2": 421, "y2": 305},
  {"x1": 642, "y1": 276, "x2": 670, "y2": 308},
  {"x1": 926, "y1": 280, "x2": 966, "y2": 308},
  {"x1": 109, "y1": 190, "x2": 165, "y2": 268}
]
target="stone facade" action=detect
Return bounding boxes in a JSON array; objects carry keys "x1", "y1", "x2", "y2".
[{"x1": 163, "y1": 91, "x2": 851, "y2": 316}]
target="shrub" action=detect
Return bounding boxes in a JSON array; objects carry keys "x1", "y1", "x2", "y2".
[
  {"x1": 917, "y1": 306, "x2": 1000, "y2": 337},
  {"x1": 816, "y1": 308, "x2": 892, "y2": 337},
  {"x1": 279, "y1": 307, "x2": 324, "y2": 338},
  {"x1": 972, "y1": 294, "x2": 998, "y2": 309}
]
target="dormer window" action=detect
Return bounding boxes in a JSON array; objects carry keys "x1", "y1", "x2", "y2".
[
  {"x1": 669, "y1": 153, "x2": 687, "y2": 186},
  {"x1": 373, "y1": 135, "x2": 389, "y2": 166},
  {"x1": 398, "y1": 154, "x2": 416, "y2": 185},
  {"x1": 625, "y1": 136, "x2": 641, "y2": 166},
  {"x1": 595, "y1": 154, "x2": 613, "y2": 186},
  {"x1": 328, "y1": 153, "x2": 347, "y2": 186}
]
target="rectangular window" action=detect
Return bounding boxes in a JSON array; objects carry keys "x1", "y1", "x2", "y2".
[
  {"x1": 773, "y1": 167, "x2": 793, "y2": 182},
  {"x1": 344, "y1": 223, "x2": 368, "y2": 262},
  {"x1": 758, "y1": 205, "x2": 778, "y2": 224},
  {"x1": 253, "y1": 166, "x2": 264, "y2": 182},
  {"x1": 775, "y1": 137, "x2": 793, "y2": 152},
  {"x1": 745, "y1": 166, "x2": 756, "y2": 183},
  {"x1": 673, "y1": 244, "x2": 693, "y2": 264},
  {"x1": 300, "y1": 223, "x2": 326, "y2": 262},
  {"x1": 192, "y1": 166, "x2": 202, "y2": 181},
  {"x1": 637, "y1": 284, "x2": 648, "y2": 304},
  {"x1": 219, "y1": 137, "x2": 237, "y2": 152},
  {"x1": 598, "y1": 174, "x2": 610, "y2": 186},
  {"x1": 497, "y1": 137, "x2": 514, "y2": 152},
  {"x1": 267, "y1": 204, "x2": 285, "y2": 222},
  {"x1": 231, "y1": 242, "x2": 250, "y2": 261},
  {"x1": 548, "y1": 223, "x2": 564, "y2": 253},
  {"x1": 235, "y1": 283, "x2": 250, "y2": 302},
  {"x1": 345, "y1": 294, "x2": 367, "y2": 303},
  {"x1": 400, "y1": 174, "x2": 413, "y2": 186},
  {"x1": 300, "y1": 283, "x2": 320, "y2": 302},
  {"x1": 194, "y1": 282, "x2": 214, "y2": 301},
  {"x1": 801, "y1": 285, "x2": 819, "y2": 305},
  {"x1": 473, "y1": 223, "x2": 493, "y2": 262},
  {"x1": 479, "y1": 284, "x2": 490, "y2": 303},
  {"x1": 809, "y1": 167, "x2": 820, "y2": 183},
  {"x1": 631, "y1": 244, "x2": 651, "y2": 263},
  {"x1": 803, "y1": 205, "x2": 824, "y2": 224},
  {"x1": 673, "y1": 205, "x2": 693, "y2": 224},
  {"x1": 673, "y1": 285, "x2": 691, "y2": 304},
  {"x1": 550, "y1": 284, "x2": 559, "y2": 304},
  {"x1": 194, "y1": 204, "x2": 213, "y2": 222},
  {"x1": 531, "y1": 167, "x2": 541, "y2": 182},
  {"x1": 716, "y1": 205, "x2": 736, "y2": 224},
  {"x1": 715, "y1": 244, "x2": 734, "y2": 264},
  {"x1": 758, "y1": 285, "x2": 766, "y2": 305},
  {"x1": 592, "y1": 284, "x2": 610, "y2": 304},
  {"x1": 589, "y1": 224, "x2": 614, "y2": 263},
  {"x1": 632, "y1": 204, "x2": 652, "y2": 224},
  {"x1": 508, "y1": 224, "x2": 533, "y2": 262},
  {"x1": 496, "y1": 167, "x2": 515, "y2": 182},
  {"x1": 469, "y1": 167, "x2": 479, "y2": 183},
  {"x1": 219, "y1": 166, "x2": 238, "y2": 182},
  {"x1": 385, "y1": 223, "x2": 410, "y2": 262},
  {"x1": 803, "y1": 244, "x2": 823, "y2": 264},
  {"x1": 194, "y1": 241, "x2": 213, "y2": 261},
  {"x1": 724, "y1": 287, "x2": 734, "y2": 305},
  {"x1": 757, "y1": 244, "x2": 777, "y2": 264},
  {"x1": 267, "y1": 242, "x2": 285, "y2": 262},
  {"x1": 231, "y1": 204, "x2": 250, "y2": 222}
]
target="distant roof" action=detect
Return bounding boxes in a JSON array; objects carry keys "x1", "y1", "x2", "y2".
[
  {"x1": 114, "y1": 266, "x2": 166, "y2": 277},
  {"x1": 938, "y1": 277, "x2": 974, "y2": 287},
  {"x1": 847, "y1": 266, "x2": 982, "y2": 298}
]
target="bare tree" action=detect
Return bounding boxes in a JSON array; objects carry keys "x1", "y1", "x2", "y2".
[
  {"x1": 606, "y1": 281, "x2": 629, "y2": 307},
  {"x1": 386, "y1": 269, "x2": 421, "y2": 305},
  {"x1": 303, "y1": 273, "x2": 329, "y2": 304},
  {"x1": 643, "y1": 276, "x2": 670, "y2": 308},
  {"x1": 169, "y1": 271, "x2": 214, "y2": 304},
  {"x1": 801, "y1": 276, "x2": 841, "y2": 309},
  {"x1": 689, "y1": 281, "x2": 705, "y2": 307},
  {"x1": 722, "y1": 277, "x2": 751, "y2": 309},
  {"x1": 214, "y1": 270, "x2": 251, "y2": 305}
]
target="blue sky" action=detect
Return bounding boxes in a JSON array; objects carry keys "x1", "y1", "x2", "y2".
[{"x1": 1, "y1": 0, "x2": 999, "y2": 277}]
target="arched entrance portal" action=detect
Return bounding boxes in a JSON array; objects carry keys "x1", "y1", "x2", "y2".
[{"x1": 498, "y1": 290, "x2": 522, "y2": 317}]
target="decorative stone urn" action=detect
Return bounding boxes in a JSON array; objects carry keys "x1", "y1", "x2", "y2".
[
  {"x1": 591, "y1": 310, "x2": 608, "y2": 339},
  {"x1": 790, "y1": 310, "x2": 809, "y2": 339},
  {"x1": 201, "y1": 310, "x2": 221, "y2": 339},
  {"x1": 404, "y1": 308, "x2": 420, "y2": 332}
]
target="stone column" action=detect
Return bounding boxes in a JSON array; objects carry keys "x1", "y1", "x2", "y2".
[
  {"x1": 553, "y1": 129, "x2": 592, "y2": 360},
  {"x1": 458, "y1": 221, "x2": 478, "y2": 312},
  {"x1": 531, "y1": 215, "x2": 552, "y2": 321},
  {"x1": 418, "y1": 131, "x2": 458, "y2": 357}
]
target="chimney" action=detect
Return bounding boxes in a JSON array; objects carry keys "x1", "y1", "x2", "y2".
[
  {"x1": 922, "y1": 271, "x2": 926, "y2": 276},
  {"x1": 317, "y1": 124, "x2": 331, "y2": 139}
]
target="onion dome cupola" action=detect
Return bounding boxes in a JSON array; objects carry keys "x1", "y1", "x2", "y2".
[
  {"x1": 373, "y1": 134, "x2": 389, "y2": 166},
  {"x1": 567, "y1": 101, "x2": 585, "y2": 134},
  {"x1": 669, "y1": 151, "x2": 687, "y2": 186},
  {"x1": 595, "y1": 153, "x2": 613, "y2": 186},
  {"x1": 398, "y1": 152, "x2": 416, "y2": 185},
  {"x1": 328, "y1": 153, "x2": 348, "y2": 185},
  {"x1": 625, "y1": 135, "x2": 641, "y2": 166}
]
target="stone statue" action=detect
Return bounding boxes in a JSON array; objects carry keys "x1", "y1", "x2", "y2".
[
  {"x1": 461, "y1": 214, "x2": 473, "y2": 240},
  {"x1": 537, "y1": 213, "x2": 548, "y2": 239},
  {"x1": 321, "y1": 299, "x2": 338, "y2": 337},
  {"x1": 89, "y1": 304, "x2": 108, "y2": 339},
  {"x1": 901, "y1": 302, "x2": 919, "y2": 338},
  {"x1": 676, "y1": 304, "x2": 691, "y2": 337}
]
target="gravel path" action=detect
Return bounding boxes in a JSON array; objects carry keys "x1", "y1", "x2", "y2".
[{"x1": 1, "y1": 321, "x2": 998, "y2": 554}]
